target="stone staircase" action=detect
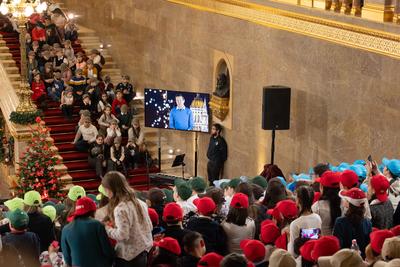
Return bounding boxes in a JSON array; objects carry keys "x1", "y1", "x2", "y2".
[{"x1": 0, "y1": 38, "x2": 21, "y2": 88}]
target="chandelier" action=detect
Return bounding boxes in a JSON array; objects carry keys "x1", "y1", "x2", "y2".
[{"x1": 0, "y1": 0, "x2": 48, "y2": 19}]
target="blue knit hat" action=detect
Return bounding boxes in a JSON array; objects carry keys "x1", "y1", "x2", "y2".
[
  {"x1": 382, "y1": 158, "x2": 400, "y2": 177},
  {"x1": 353, "y1": 159, "x2": 366, "y2": 165},
  {"x1": 349, "y1": 164, "x2": 367, "y2": 179}
]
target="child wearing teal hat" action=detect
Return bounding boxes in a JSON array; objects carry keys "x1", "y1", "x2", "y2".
[
  {"x1": 95, "y1": 185, "x2": 109, "y2": 222},
  {"x1": 173, "y1": 182, "x2": 197, "y2": 216},
  {"x1": 2, "y1": 208, "x2": 41, "y2": 265}
]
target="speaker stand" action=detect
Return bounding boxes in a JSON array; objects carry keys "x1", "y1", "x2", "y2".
[
  {"x1": 194, "y1": 132, "x2": 198, "y2": 177},
  {"x1": 271, "y1": 129, "x2": 276, "y2": 165}
]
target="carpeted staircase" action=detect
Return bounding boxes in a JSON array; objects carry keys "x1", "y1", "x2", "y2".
[
  {"x1": 0, "y1": 19, "x2": 159, "y2": 192},
  {"x1": 42, "y1": 99, "x2": 159, "y2": 191}
]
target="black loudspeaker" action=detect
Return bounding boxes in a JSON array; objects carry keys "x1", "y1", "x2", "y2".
[{"x1": 262, "y1": 86, "x2": 291, "y2": 130}]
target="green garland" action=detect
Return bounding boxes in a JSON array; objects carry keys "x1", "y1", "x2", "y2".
[{"x1": 9, "y1": 110, "x2": 42, "y2": 125}]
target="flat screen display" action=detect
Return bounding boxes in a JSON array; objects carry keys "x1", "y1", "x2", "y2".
[{"x1": 144, "y1": 88, "x2": 210, "y2": 133}]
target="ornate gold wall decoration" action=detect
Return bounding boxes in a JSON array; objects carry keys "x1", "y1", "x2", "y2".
[{"x1": 168, "y1": 0, "x2": 400, "y2": 59}]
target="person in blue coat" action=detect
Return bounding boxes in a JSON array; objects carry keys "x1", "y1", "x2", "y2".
[
  {"x1": 61, "y1": 197, "x2": 114, "y2": 267},
  {"x1": 169, "y1": 94, "x2": 193, "y2": 131}
]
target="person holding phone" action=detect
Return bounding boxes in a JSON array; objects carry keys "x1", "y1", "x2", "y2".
[{"x1": 288, "y1": 186, "x2": 321, "y2": 257}]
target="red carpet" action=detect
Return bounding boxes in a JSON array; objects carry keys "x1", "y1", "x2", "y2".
[
  {"x1": 42, "y1": 100, "x2": 159, "y2": 191},
  {"x1": 2, "y1": 30, "x2": 159, "y2": 192}
]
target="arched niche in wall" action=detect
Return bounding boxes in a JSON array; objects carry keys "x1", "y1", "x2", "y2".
[{"x1": 210, "y1": 51, "x2": 233, "y2": 129}]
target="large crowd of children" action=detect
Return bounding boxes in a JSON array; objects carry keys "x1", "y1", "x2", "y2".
[
  {"x1": 1, "y1": 158, "x2": 400, "y2": 267},
  {"x1": 24, "y1": 5, "x2": 148, "y2": 179}
]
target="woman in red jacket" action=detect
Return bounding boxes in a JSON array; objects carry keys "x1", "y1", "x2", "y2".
[{"x1": 31, "y1": 72, "x2": 47, "y2": 109}]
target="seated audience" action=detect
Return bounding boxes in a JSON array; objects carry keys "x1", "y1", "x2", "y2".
[
  {"x1": 72, "y1": 117, "x2": 98, "y2": 152},
  {"x1": 98, "y1": 106, "x2": 119, "y2": 135},
  {"x1": 88, "y1": 134, "x2": 106, "y2": 179},
  {"x1": 60, "y1": 87, "x2": 74, "y2": 121},
  {"x1": 112, "y1": 90, "x2": 128, "y2": 116},
  {"x1": 116, "y1": 75, "x2": 135, "y2": 104},
  {"x1": 117, "y1": 104, "x2": 132, "y2": 137},
  {"x1": 107, "y1": 138, "x2": 127, "y2": 175}
]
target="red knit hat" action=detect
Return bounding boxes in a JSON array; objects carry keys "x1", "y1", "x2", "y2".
[
  {"x1": 370, "y1": 175, "x2": 390, "y2": 202},
  {"x1": 370, "y1": 230, "x2": 395, "y2": 254},
  {"x1": 300, "y1": 240, "x2": 317, "y2": 262},
  {"x1": 339, "y1": 188, "x2": 367, "y2": 207},
  {"x1": 311, "y1": 236, "x2": 340, "y2": 261},
  {"x1": 230, "y1": 193, "x2": 249, "y2": 209},
  {"x1": 260, "y1": 223, "x2": 280, "y2": 244},
  {"x1": 340, "y1": 170, "x2": 359, "y2": 189},
  {"x1": 163, "y1": 202, "x2": 183, "y2": 222},
  {"x1": 194, "y1": 197, "x2": 216, "y2": 216},
  {"x1": 320, "y1": 171, "x2": 341, "y2": 188},
  {"x1": 267, "y1": 200, "x2": 298, "y2": 221},
  {"x1": 73, "y1": 197, "x2": 96, "y2": 217},
  {"x1": 274, "y1": 232, "x2": 288, "y2": 250},
  {"x1": 198, "y1": 252, "x2": 224, "y2": 267},
  {"x1": 240, "y1": 239, "x2": 266, "y2": 263},
  {"x1": 148, "y1": 208, "x2": 159, "y2": 226},
  {"x1": 313, "y1": 192, "x2": 321, "y2": 204},
  {"x1": 260, "y1": 219, "x2": 274, "y2": 228},
  {"x1": 391, "y1": 225, "x2": 400, "y2": 236},
  {"x1": 154, "y1": 237, "x2": 181, "y2": 255}
]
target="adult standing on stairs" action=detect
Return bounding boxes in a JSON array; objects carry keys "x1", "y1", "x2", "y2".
[{"x1": 207, "y1": 123, "x2": 228, "y2": 185}]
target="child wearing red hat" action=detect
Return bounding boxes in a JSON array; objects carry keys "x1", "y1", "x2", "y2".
[
  {"x1": 240, "y1": 239, "x2": 266, "y2": 267},
  {"x1": 259, "y1": 220, "x2": 280, "y2": 263},
  {"x1": 61, "y1": 197, "x2": 114, "y2": 267},
  {"x1": 340, "y1": 170, "x2": 372, "y2": 221},
  {"x1": 198, "y1": 252, "x2": 224, "y2": 267},
  {"x1": 333, "y1": 187, "x2": 372, "y2": 258},
  {"x1": 312, "y1": 171, "x2": 342, "y2": 236},
  {"x1": 365, "y1": 230, "x2": 395, "y2": 265},
  {"x1": 221, "y1": 193, "x2": 256, "y2": 253},
  {"x1": 162, "y1": 202, "x2": 191, "y2": 254},
  {"x1": 187, "y1": 197, "x2": 227, "y2": 255},
  {"x1": 149, "y1": 237, "x2": 181, "y2": 267},
  {"x1": 369, "y1": 175, "x2": 394, "y2": 229}
]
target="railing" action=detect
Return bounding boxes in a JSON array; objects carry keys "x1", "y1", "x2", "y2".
[{"x1": 272, "y1": 0, "x2": 399, "y2": 23}]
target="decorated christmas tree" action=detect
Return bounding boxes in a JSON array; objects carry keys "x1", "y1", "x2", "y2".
[{"x1": 16, "y1": 117, "x2": 63, "y2": 199}]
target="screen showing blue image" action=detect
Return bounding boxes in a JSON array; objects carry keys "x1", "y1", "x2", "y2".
[{"x1": 144, "y1": 88, "x2": 210, "y2": 133}]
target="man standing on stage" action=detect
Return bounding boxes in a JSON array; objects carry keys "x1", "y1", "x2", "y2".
[{"x1": 207, "y1": 123, "x2": 228, "y2": 185}]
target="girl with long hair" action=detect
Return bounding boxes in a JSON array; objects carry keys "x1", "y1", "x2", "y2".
[
  {"x1": 221, "y1": 193, "x2": 255, "y2": 253},
  {"x1": 312, "y1": 171, "x2": 342, "y2": 235},
  {"x1": 102, "y1": 171, "x2": 153, "y2": 267},
  {"x1": 288, "y1": 186, "x2": 321, "y2": 256},
  {"x1": 333, "y1": 187, "x2": 372, "y2": 258}
]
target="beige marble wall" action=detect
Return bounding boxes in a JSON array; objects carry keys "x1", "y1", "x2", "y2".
[{"x1": 63, "y1": 0, "x2": 400, "y2": 178}]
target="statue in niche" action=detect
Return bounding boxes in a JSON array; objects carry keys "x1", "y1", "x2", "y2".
[
  {"x1": 210, "y1": 68, "x2": 231, "y2": 121},
  {"x1": 213, "y1": 72, "x2": 230, "y2": 98}
]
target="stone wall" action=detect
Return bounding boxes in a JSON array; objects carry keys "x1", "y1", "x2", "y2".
[{"x1": 62, "y1": 0, "x2": 400, "y2": 178}]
